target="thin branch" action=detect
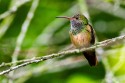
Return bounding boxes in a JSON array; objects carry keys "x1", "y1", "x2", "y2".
[
  {"x1": 0, "y1": 15, "x2": 14, "y2": 39},
  {"x1": 0, "y1": 35, "x2": 125, "y2": 75},
  {"x1": 15, "y1": 56, "x2": 89, "y2": 82},
  {"x1": 0, "y1": 57, "x2": 38, "y2": 67},
  {"x1": 11, "y1": 0, "x2": 39, "y2": 63},
  {"x1": 0, "y1": 0, "x2": 30, "y2": 20},
  {"x1": 16, "y1": 54, "x2": 103, "y2": 82},
  {"x1": 0, "y1": 0, "x2": 30, "y2": 39},
  {"x1": 88, "y1": 0, "x2": 125, "y2": 19},
  {"x1": 8, "y1": 0, "x2": 39, "y2": 82}
]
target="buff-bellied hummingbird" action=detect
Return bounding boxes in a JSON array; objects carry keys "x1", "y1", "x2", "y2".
[{"x1": 56, "y1": 14, "x2": 97, "y2": 66}]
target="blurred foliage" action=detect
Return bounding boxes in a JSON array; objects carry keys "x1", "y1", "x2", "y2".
[
  {"x1": 0, "y1": 0, "x2": 125, "y2": 83},
  {"x1": 26, "y1": 64, "x2": 105, "y2": 83}
]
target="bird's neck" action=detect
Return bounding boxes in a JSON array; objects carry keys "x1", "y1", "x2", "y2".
[{"x1": 70, "y1": 25, "x2": 86, "y2": 35}]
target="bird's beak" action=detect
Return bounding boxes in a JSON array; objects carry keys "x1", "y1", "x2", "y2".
[{"x1": 56, "y1": 16, "x2": 71, "y2": 20}]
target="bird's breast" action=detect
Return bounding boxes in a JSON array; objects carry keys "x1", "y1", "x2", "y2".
[{"x1": 69, "y1": 30, "x2": 91, "y2": 48}]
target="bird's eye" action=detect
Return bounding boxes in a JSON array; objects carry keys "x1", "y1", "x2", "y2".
[{"x1": 75, "y1": 17, "x2": 78, "y2": 20}]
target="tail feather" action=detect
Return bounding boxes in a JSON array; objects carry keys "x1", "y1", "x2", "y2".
[{"x1": 83, "y1": 50, "x2": 97, "y2": 66}]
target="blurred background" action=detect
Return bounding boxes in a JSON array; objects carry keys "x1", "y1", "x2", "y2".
[{"x1": 0, "y1": 0, "x2": 125, "y2": 83}]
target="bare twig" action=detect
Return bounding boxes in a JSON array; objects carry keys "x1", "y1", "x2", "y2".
[
  {"x1": 0, "y1": 0, "x2": 30, "y2": 39},
  {"x1": 8, "y1": 0, "x2": 39, "y2": 82},
  {"x1": 88, "y1": 0, "x2": 125, "y2": 19},
  {"x1": 0, "y1": 0, "x2": 30, "y2": 20},
  {"x1": 0, "y1": 57, "x2": 38, "y2": 67},
  {"x1": 15, "y1": 54, "x2": 103, "y2": 83},
  {"x1": 0, "y1": 15, "x2": 14, "y2": 39},
  {"x1": 103, "y1": 53, "x2": 119, "y2": 83},
  {"x1": 15, "y1": 56, "x2": 88, "y2": 82},
  {"x1": 0, "y1": 35, "x2": 125, "y2": 75},
  {"x1": 12, "y1": 0, "x2": 39, "y2": 63}
]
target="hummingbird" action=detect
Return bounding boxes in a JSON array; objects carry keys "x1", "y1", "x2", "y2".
[{"x1": 56, "y1": 14, "x2": 97, "y2": 66}]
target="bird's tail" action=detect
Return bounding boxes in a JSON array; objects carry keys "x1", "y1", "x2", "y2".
[{"x1": 82, "y1": 50, "x2": 97, "y2": 66}]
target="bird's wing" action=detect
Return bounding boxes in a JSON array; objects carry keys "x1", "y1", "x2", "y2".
[{"x1": 86, "y1": 24, "x2": 95, "y2": 44}]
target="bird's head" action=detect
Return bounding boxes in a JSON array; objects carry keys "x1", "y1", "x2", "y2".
[{"x1": 56, "y1": 14, "x2": 88, "y2": 29}]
